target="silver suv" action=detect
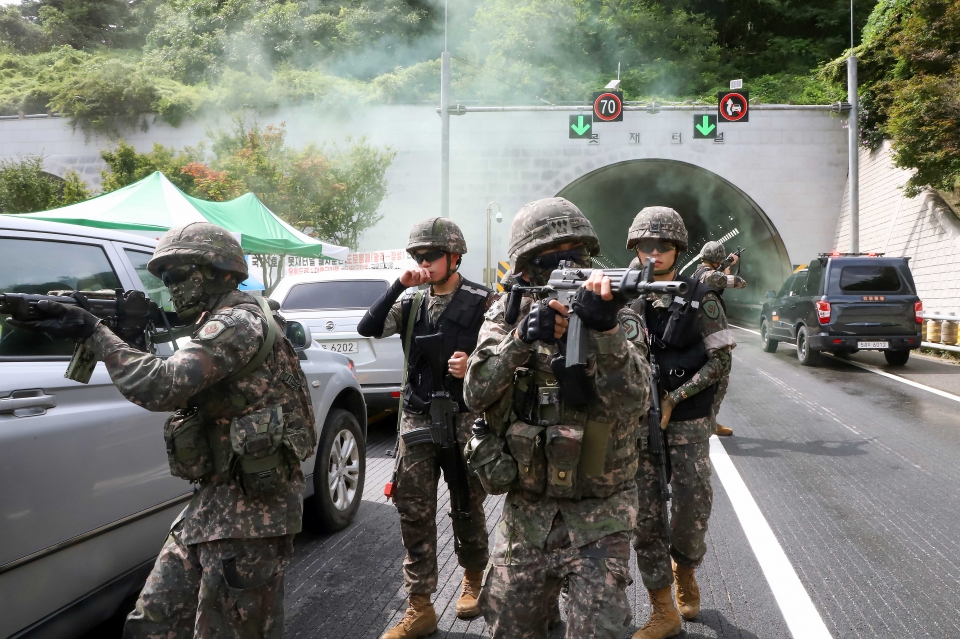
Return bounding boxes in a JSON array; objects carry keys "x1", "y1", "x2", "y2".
[{"x1": 0, "y1": 215, "x2": 367, "y2": 638}]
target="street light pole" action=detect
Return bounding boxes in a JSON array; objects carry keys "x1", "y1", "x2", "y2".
[
  {"x1": 848, "y1": 0, "x2": 860, "y2": 253},
  {"x1": 486, "y1": 202, "x2": 502, "y2": 287},
  {"x1": 440, "y1": 0, "x2": 450, "y2": 217}
]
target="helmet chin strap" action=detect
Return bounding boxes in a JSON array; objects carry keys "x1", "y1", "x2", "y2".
[
  {"x1": 652, "y1": 252, "x2": 682, "y2": 277},
  {"x1": 434, "y1": 254, "x2": 459, "y2": 286}
]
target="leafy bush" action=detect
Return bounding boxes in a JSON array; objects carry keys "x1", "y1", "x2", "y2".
[{"x1": 0, "y1": 155, "x2": 89, "y2": 212}]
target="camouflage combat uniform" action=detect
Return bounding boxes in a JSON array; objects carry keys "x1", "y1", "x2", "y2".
[
  {"x1": 465, "y1": 197, "x2": 651, "y2": 639},
  {"x1": 93, "y1": 225, "x2": 314, "y2": 639},
  {"x1": 379, "y1": 286, "x2": 491, "y2": 596},
  {"x1": 633, "y1": 289, "x2": 734, "y2": 590},
  {"x1": 691, "y1": 262, "x2": 745, "y2": 421}
]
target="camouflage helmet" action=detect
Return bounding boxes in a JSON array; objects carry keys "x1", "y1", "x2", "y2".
[
  {"x1": 148, "y1": 222, "x2": 248, "y2": 279},
  {"x1": 626, "y1": 206, "x2": 688, "y2": 252},
  {"x1": 508, "y1": 197, "x2": 600, "y2": 266},
  {"x1": 406, "y1": 217, "x2": 468, "y2": 254},
  {"x1": 701, "y1": 241, "x2": 726, "y2": 263}
]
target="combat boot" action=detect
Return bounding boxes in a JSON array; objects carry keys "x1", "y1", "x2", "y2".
[
  {"x1": 380, "y1": 594, "x2": 437, "y2": 639},
  {"x1": 455, "y1": 570, "x2": 483, "y2": 619},
  {"x1": 632, "y1": 587, "x2": 681, "y2": 639},
  {"x1": 673, "y1": 560, "x2": 701, "y2": 619},
  {"x1": 716, "y1": 424, "x2": 733, "y2": 436}
]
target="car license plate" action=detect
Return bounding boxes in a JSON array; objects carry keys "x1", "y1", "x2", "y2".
[
  {"x1": 858, "y1": 341, "x2": 889, "y2": 349},
  {"x1": 319, "y1": 340, "x2": 359, "y2": 354}
]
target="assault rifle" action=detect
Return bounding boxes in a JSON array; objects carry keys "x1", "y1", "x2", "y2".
[
  {"x1": 721, "y1": 247, "x2": 746, "y2": 272},
  {"x1": 504, "y1": 264, "x2": 689, "y2": 408},
  {"x1": 0, "y1": 289, "x2": 188, "y2": 382},
  {"x1": 636, "y1": 257, "x2": 672, "y2": 542},
  {"x1": 400, "y1": 332, "x2": 472, "y2": 534}
]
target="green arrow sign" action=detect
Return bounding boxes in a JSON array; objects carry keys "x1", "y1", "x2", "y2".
[
  {"x1": 693, "y1": 114, "x2": 718, "y2": 139},
  {"x1": 569, "y1": 114, "x2": 593, "y2": 139}
]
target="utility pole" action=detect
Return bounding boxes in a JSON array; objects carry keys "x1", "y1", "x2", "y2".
[
  {"x1": 440, "y1": 0, "x2": 450, "y2": 217},
  {"x1": 848, "y1": 0, "x2": 859, "y2": 253},
  {"x1": 486, "y1": 202, "x2": 502, "y2": 287}
]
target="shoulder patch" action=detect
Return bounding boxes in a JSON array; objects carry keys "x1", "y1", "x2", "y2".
[
  {"x1": 703, "y1": 299, "x2": 720, "y2": 319},
  {"x1": 621, "y1": 316, "x2": 641, "y2": 341},
  {"x1": 196, "y1": 319, "x2": 230, "y2": 340}
]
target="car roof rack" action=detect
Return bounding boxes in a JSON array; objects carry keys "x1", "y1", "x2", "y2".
[{"x1": 818, "y1": 252, "x2": 886, "y2": 258}]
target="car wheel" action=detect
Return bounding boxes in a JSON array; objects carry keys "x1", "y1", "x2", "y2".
[
  {"x1": 796, "y1": 326, "x2": 820, "y2": 366},
  {"x1": 307, "y1": 408, "x2": 365, "y2": 532},
  {"x1": 884, "y1": 350, "x2": 910, "y2": 366},
  {"x1": 761, "y1": 320, "x2": 778, "y2": 353}
]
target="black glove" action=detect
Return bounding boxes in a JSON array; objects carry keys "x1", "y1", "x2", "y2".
[
  {"x1": 571, "y1": 287, "x2": 619, "y2": 332},
  {"x1": 517, "y1": 302, "x2": 558, "y2": 344},
  {"x1": 7, "y1": 300, "x2": 102, "y2": 341}
]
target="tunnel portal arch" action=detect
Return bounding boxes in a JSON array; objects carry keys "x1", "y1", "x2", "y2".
[{"x1": 556, "y1": 159, "x2": 793, "y2": 319}]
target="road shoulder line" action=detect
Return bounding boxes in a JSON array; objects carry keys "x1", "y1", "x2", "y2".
[
  {"x1": 710, "y1": 435, "x2": 833, "y2": 639},
  {"x1": 729, "y1": 324, "x2": 960, "y2": 404}
]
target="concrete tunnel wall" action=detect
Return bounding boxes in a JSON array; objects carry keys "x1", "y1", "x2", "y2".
[{"x1": 0, "y1": 106, "x2": 850, "y2": 302}]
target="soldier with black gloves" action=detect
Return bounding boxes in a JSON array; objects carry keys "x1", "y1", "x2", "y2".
[{"x1": 357, "y1": 218, "x2": 496, "y2": 639}]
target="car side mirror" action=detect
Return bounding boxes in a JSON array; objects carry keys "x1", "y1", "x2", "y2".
[
  {"x1": 765, "y1": 290, "x2": 777, "y2": 298},
  {"x1": 285, "y1": 321, "x2": 312, "y2": 351}
]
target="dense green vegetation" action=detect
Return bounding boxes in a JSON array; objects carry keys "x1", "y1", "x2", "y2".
[
  {"x1": 0, "y1": 156, "x2": 89, "y2": 213},
  {"x1": 1, "y1": 0, "x2": 957, "y2": 196}
]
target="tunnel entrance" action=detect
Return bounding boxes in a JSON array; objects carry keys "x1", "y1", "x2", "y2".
[{"x1": 556, "y1": 159, "x2": 793, "y2": 320}]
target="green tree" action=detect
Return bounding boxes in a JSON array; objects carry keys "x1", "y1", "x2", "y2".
[
  {"x1": 19, "y1": 0, "x2": 135, "y2": 49},
  {"x1": 100, "y1": 140, "x2": 201, "y2": 192},
  {"x1": 0, "y1": 155, "x2": 63, "y2": 213}
]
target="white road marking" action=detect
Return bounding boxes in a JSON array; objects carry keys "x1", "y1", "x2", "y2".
[
  {"x1": 729, "y1": 324, "x2": 960, "y2": 405},
  {"x1": 710, "y1": 436, "x2": 834, "y2": 639}
]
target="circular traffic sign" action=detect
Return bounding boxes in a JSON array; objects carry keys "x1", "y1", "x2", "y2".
[
  {"x1": 593, "y1": 92, "x2": 623, "y2": 122},
  {"x1": 719, "y1": 92, "x2": 749, "y2": 122}
]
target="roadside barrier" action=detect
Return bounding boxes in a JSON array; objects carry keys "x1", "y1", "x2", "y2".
[{"x1": 920, "y1": 312, "x2": 960, "y2": 353}]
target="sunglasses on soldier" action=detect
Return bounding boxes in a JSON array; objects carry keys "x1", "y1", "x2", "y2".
[
  {"x1": 528, "y1": 246, "x2": 591, "y2": 271},
  {"x1": 160, "y1": 264, "x2": 200, "y2": 287},
  {"x1": 409, "y1": 249, "x2": 446, "y2": 265},
  {"x1": 635, "y1": 239, "x2": 677, "y2": 254}
]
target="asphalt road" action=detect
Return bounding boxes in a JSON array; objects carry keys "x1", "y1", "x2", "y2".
[{"x1": 86, "y1": 329, "x2": 960, "y2": 638}]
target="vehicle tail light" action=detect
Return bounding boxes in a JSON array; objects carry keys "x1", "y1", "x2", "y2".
[
  {"x1": 833, "y1": 339, "x2": 842, "y2": 344},
  {"x1": 815, "y1": 300, "x2": 831, "y2": 324},
  {"x1": 867, "y1": 252, "x2": 877, "y2": 256},
  {"x1": 384, "y1": 482, "x2": 395, "y2": 498},
  {"x1": 915, "y1": 301, "x2": 923, "y2": 324},
  {"x1": 391, "y1": 391, "x2": 401, "y2": 398},
  {"x1": 347, "y1": 358, "x2": 356, "y2": 377}
]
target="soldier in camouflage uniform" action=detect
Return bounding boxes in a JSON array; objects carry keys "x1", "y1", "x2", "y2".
[
  {"x1": 463, "y1": 197, "x2": 652, "y2": 639},
  {"x1": 10, "y1": 223, "x2": 316, "y2": 638},
  {"x1": 626, "y1": 208, "x2": 736, "y2": 639},
  {"x1": 357, "y1": 218, "x2": 494, "y2": 639},
  {"x1": 692, "y1": 241, "x2": 746, "y2": 437}
]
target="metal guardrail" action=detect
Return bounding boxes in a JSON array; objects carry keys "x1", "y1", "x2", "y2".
[
  {"x1": 919, "y1": 312, "x2": 960, "y2": 354},
  {"x1": 919, "y1": 312, "x2": 959, "y2": 321}
]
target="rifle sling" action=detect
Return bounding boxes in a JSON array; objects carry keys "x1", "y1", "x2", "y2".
[{"x1": 225, "y1": 297, "x2": 278, "y2": 384}]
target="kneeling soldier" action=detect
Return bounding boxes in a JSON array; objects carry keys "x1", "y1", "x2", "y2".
[{"x1": 357, "y1": 218, "x2": 495, "y2": 639}]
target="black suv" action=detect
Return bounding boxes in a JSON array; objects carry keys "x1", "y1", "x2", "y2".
[{"x1": 760, "y1": 253, "x2": 922, "y2": 366}]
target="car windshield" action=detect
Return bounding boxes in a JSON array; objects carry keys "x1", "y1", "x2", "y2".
[
  {"x1": 838, "y1": 265, "x2": 903, "y2": 293},
  {"x1": 281, "y1": 280, "x2": 390, "y2": 310}
]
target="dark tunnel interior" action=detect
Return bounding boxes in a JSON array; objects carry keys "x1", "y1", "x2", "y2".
[{"x1": 556, "y1": 159, "x2": 794, "y2": 320}]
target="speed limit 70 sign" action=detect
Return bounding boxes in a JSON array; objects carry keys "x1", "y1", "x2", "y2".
[{"x1": 593, "y1": 91, "x2": 623, "y2": 122}]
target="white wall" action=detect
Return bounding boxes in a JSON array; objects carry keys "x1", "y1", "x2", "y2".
[
  {"x1": 834, "y1": 141, "x2": 960, "y2": 313},
  {"x1": 0, "y1": 106, "x2": 850, "y2": 283}
]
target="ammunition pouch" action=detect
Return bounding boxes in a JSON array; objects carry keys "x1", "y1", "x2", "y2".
[
  {"x1": 163, "y1": 408, "x2": 213, "y2": 481},
  {"x1": 229, "y1": 407, "x2": 288, "y2": 496},
  {"x1": 544, "y1": 424, "x2": 583, "y2": 499},
  {"x1": 464, "y1": 432, "x2": 517, "y2": 495},
  {"x1": 505, "y1": 421, "x2": 547, "y2": 494}
]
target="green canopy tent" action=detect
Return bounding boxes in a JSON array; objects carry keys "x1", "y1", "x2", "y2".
[{"x1": 16, "y1": 171, "x2": 348, "y2": 292}]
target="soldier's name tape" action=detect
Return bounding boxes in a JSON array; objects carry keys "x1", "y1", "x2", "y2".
[
  {"x1": 730, "y1": 324, "x2": 960, "y2": 404},
  {"x1": 710, "y1": 436, "x2": 834, "y2": 639}
]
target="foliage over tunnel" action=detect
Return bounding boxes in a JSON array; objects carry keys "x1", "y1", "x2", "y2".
[{"x1": 556, "y1": 159, "x2": 793, "y2": 319}]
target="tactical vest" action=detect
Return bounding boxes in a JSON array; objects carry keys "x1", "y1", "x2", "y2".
[
  {"x1": 484, "y1": 298, "x2": 639, "y2": 501},
  {"x1": 163, "y1": 291, "x2": 318, "y2": 493},
  {"x1": 642, "y1": 277, "x2": 717, "y2": 421},
  {"x1": 400, "y1": 278, "x2": 492, "y2": 414}
]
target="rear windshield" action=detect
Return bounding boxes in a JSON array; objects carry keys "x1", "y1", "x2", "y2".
[
  {"x1": 838, "y1": 266, "x2": 903, "y2": 293},
  {"x1": 281, "y1": 280, "x2": 389, "y2": 310}
]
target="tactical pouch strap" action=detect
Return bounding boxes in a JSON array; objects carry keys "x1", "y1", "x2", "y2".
[{"x1": 225, "y1": 297, "x2": 278, "y2": 384}]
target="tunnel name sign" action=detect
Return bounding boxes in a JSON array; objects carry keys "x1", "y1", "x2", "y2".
[{"x1": 593, "y1": 91, "x2": 623, "y2": 122}]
